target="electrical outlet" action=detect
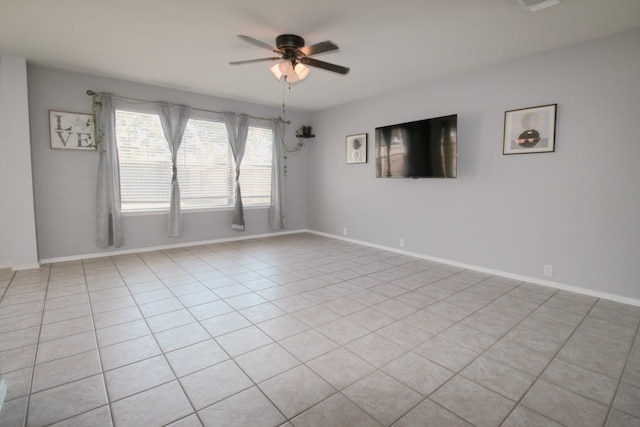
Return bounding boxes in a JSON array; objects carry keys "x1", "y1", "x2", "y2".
[
  {"x1": 544, "y1": 265, "x2": 553, "y2": 277},
  {"x1": 343, "y1": 228, "x2": 347, "y2": 236},
  {"x1": 399, "y1": 238, "x2": 405, "y2": 248}
]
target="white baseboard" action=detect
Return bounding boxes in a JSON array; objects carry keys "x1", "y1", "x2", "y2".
[
  {"x1": 12, "y1": 262, "x2": 41, "y2": 271},
  {"x1": 39, "y1": 229, "x2": 309, "y2": 265},
  {"x1": 309, "y1": 231, "x2": 640, "y2": 308},
  {"x1": 0, "y1": 262, "x2": 40, "y2": 271},
  {"x1": 35, "y1": 228, "x2": 640, "y2": 308},
  {"x1": 0, "y1": 380, "x2": 7, "y2": 414}
]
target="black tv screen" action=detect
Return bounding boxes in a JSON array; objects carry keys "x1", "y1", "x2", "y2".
[{"x1": 375, "y1": 114, "x2": 457, "y2": 178}]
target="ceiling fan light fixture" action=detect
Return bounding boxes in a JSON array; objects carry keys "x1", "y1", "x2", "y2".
[
  {"x1": 270, "y1": 60, "x2": 310, "y2": 84},
  {"x1": 279, "y1": 59, "x2": 294, "y2": 76},
  {"x1": 286, "y1": 74, "x2": 299, "y2": 83},
  {"x1": 231, "y1": 34, "x2": 349, "y2": 85},
  {"x1": 294, "y1": 63, "x2": 310, "y2": 81},
  {"x1": 270, "y1": 63, "x2": 283, "y2": 80}
]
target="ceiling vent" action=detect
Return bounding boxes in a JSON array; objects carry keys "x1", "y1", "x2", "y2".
[{"x1": 517, "y1": 0, "x2": 559, "y2": 12}]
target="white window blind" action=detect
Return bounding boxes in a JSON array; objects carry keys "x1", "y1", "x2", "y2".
[
  {"x1": 240, "y1": 125, "x2": 272, "y2": 205},
  {"x1": 115, "y1": 110, "x2": 272, "y2": 212},
  {"x1": 116, "y1": 110, "x2": 171, "y2": 211},
  {"x1": 179, "y1": 118, "x2": 233, "y2": 208}
]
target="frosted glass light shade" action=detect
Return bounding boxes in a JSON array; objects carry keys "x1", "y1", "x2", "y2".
[
  {"x1": 270, "y1": 63, "x2": 283, "y2": 80},
  {"x1": 270, "y1": 60, "x2": 310, "y2": 83},
  {"x1": 294, "y1": 63, "x2": 310, "y2": 81},
  {"x1": 279, "y1": 60, "x2": 294, "y2": 76}
]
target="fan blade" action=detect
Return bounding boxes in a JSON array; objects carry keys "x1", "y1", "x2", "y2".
[
  {"x1": 300, "y1": 56, "x2": 349, "y2": 75},
  {"x1": 229, "y1": 57, "x2": 280, "y2": 65},
  {"x1": 298, "y1": 41, "x2": 339, "y2": 57},
  {"x1": 237, "y1": 35, "x2": 279, "y2": 53}
]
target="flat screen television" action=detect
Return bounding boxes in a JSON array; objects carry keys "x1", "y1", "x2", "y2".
[{"x1": 375, "y1": 114, "x2": 457, "y2": 178}]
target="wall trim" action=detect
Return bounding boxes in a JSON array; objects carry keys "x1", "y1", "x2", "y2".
[
  {"x1": 11, "y1": 262, "x2": 41, "y2": 271},
  {"x1": 39, "y1": 229, "x2": 308, "y2": 265},
  {"x1": 1, "y1": 261, "x2": 41, "y2": 271},
  {"x1": 309, "y1": 231, "x2": 640, "y2": 308},
  {"x1": 37, "y1": 228, "x2": 639, "y2": 308}
]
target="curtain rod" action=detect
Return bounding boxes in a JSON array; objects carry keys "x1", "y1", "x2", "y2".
[{"x1": 86, "y1": 90, "x2": 291, "y2": 125}]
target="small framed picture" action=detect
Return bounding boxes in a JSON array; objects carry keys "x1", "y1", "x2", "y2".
[
  {"x1": 503, "y1": 104, "x2": 557, "y2": 155},
  {"x1": 49, "y1": 110, "x2": 95, "y2": 150},
  {"x1": 346, "y1": 133, "x2": 367, "y2": 164}
]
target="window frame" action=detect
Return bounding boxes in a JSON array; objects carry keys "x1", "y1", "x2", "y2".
[{"x1": 113, "y1": 104, "x2": 273, "y2": 215}]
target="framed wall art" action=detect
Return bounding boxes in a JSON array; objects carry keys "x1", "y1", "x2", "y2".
[
  {"x1": 503, "y1": 104, "x2": 557, "y2": 155},
  {"x1": 346, "y1": 133, "x2": 367, "y2": 164},
  {"x1": 49, "y1": 110, "x2": 96, "y2": 150}
]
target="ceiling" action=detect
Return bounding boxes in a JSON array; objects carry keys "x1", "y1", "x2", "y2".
[{"x1": 1, "y1": 0, "x2": 639, "y2": 112}]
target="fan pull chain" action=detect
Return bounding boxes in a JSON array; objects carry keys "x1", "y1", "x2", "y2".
[
  {"x1": 280, "y1": 79, "x2": 296, "y2": 114},
  {"x1": 281, "y1": 79, "x2": 286, "y2": 114}
]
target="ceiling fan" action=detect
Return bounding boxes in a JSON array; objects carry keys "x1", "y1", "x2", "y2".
[{"x1": 229, "y1": 34, "x2": 350, "y2": 83}]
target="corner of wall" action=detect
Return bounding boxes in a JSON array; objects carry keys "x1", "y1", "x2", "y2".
[
  {"x1": 0, "y1": 56, "x2": 39, "y2": 269},
  {"x1": 0, "y1": 380, "x2": 7, "y2": 414}
]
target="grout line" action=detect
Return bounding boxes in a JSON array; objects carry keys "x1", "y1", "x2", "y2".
[
  {"x1": 22, "y1": 264, "x2": 52, "y2": 427},
  {"x1": 81, "y1": 258, "x2": 116, "y2": 427},
  {"x1": 396, "y1": 283, "x2": 548, "y2": 426},
  {"x1": 496, "y1": 299, "x2": 603, "y2": 426},
  {"x1": 603, "y1": 318, "x2": 640, "y2": 424},
  {"x1": 111, "y1": 253, "x2": 205, "y2": 425},
  {"x1": 167, "y1": 242, "x2": 295, "y2": 423},
  {"x1": 2, "y1": 235, "x2": 640, "y2": 426},
  {"x1": 150, "y1": 241, "x2": 331, "y2": 424}
]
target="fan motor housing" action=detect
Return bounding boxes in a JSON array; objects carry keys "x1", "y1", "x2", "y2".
[{"x1": 276, "y1": 34, "x2": 305, "y2": 50}]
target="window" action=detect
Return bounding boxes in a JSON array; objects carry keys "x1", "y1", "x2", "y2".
[{"x1": 115, "y1": 110, "x2": 272, "y2": 212}]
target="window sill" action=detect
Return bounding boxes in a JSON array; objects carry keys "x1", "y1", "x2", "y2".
[{"x1": 122, "y1": 204, "x2": 270, "y2": 217}]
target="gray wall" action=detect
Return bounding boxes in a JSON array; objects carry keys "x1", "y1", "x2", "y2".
[
  {"x1": 28, "y1": 66, "x2": 310, "y2": 260},
  {"x1": 307, "y1": 29, "x2": 640, "y2": 301},
  {"x1": 0, "y1": 56, "x2": 38, "y2": 269}
]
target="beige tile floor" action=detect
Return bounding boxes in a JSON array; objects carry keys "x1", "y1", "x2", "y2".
[{"x1": 0, "y1": 233, "x2": 639, "y2": 426}]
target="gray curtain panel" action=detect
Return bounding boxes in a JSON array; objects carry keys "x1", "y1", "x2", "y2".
[
  {"x1": 269, "y1": 119, "x2": 287, "y2": 230},
  {"x1": 158, "y1": 103, "x2": 191, "y2": 238},
  {"x1": 223, "y1": 112, "x2": 249, "y2": 231},
  {"x1": 95, "y1": 93, "x2": 124, "y2": 248}
]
